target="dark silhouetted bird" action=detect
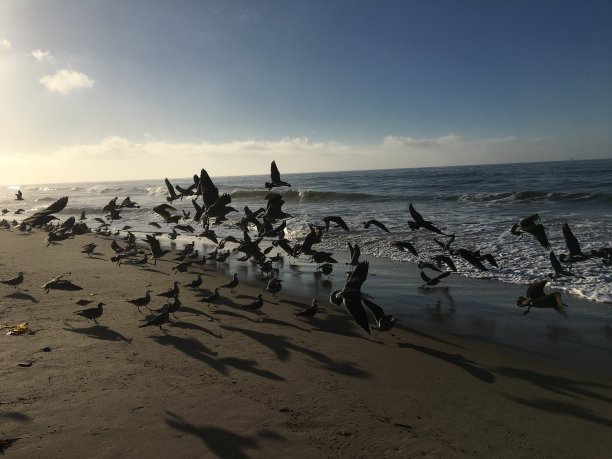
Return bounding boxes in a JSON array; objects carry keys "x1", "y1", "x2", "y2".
[
  {"x1": 139, "y1": 305, "x2": 170, "y2": 330},
  {"x1": 362, "y1": 219, "x2": 390, "y2": 233},
  {"x1": 158, "y1": 281, "x2": 180, "y2": 299},
  {"x1": 322, "y1": 216, "x2": 349, "y2": 232},
  {"x1": 0, "y1": 272, "x2": 24, "y2": 291},
  {"x1": 510, "y1": 214, "x2": 550, "y2": 250},
  {"x1": 186, "y1": 274, "x2": 203, "y2": 289},
  {"x1": 420, "y1": 270, "x2": 451, "y2": 287},
  {"x1": 407, "y1": 204, "x2": 446, "y2": 235},
  {"x1": 199, "y1": 287, "x2": 220, "y2": 306},
  {"x1": 219, "y1": 273, "x2": 239, "y2": 292},
  {"x1": 127, "y1": 289, "x2": 152, "y2": 313},
  {"x1": 265, "y1": 160, "x2": 291, "y2": 190},
  {"x1": 363, "y1": 299, "x2": 400, "y2": 336},
  {"x1": 330, "y1": 261, "x2": 372, "y2": 334},
  {"x1": 75, "y1": 302, "x2": 105, "y2": 324},
  {"x1": 294, "y1": 298, "x2": 319, "y2": 319}
]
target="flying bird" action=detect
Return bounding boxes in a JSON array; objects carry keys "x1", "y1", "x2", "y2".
[
  {"x1": 407, "y1": 204, "x2": 446, "y2": 235},
  {"x1": 362, "y1": 219, "x2": 391, "y2": 233},
  {"x1": 510, "y1": 214, "x2": 551, "y2": 250},
  {"x1": 420, "y1": 270, "x2": 451, "y2": 287},
  {"x1": 322, "y1": 216, "x2": 350, "y2": 232},
  {"x1": 363, "y1": 299, "x2": 400, "y2": 336},
  {"x1": 330, "y1": 261, "x2": 372, "y2": 334},
  {"x1": 265, "y1": 160, "x2": 291, "y2": 190}
]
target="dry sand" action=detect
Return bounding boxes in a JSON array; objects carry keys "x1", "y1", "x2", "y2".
[{"x1": 1, "y1": 229, "x2": 611, "y2": 458}]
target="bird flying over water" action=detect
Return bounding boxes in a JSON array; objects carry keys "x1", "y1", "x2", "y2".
[
  {"x1": 322, "y1": 216, "x2": 350, "y2": 232},
  {"x1": 363, "y1": 219, "x2": 390, "y2": 233},
  {"x1": 265, "y1": 161, "x2": 291, "y2": 190},
  {"x1": 363, "y1": 299, "x2": 400, "y2": 336},
  {"x1": 15, "y1": 190, "x2": 23, "y2": 201},
  {"x1": 420, "y1": 270, "x2": 451, "y2": 287},
  {"x1": 510, "y1": 214, "x2": 551, "y2": 250},
  {"x1": 407, "y1": 204, "x2": 446, "y2": 235},
  {"x1": 517, "y1": 280, "x2": 568, "y2": 319}
]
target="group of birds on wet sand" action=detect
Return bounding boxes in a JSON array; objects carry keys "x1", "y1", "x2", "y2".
[{"x1": 2, "y1": 160, "x2": 610, "y2": 335}]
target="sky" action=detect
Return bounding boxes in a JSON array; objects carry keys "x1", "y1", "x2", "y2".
[{"x1": 1, "y1": 0, "x2": 611, "y2": 184}]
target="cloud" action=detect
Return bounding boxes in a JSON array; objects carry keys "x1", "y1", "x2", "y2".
[
  {"x1": 31, "y1": 49, "x2": 54, "y2": 62},
  {"x1": 39, "y1": 69, "x2": 95, "y2": 93},
  {"x1": 0, "y1": 38, "x2": 11, "y2": 50}
]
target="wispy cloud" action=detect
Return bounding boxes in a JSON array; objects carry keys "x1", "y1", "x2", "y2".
[
  {"x1": 0, "y1": 38, "x2": 11, "y2": 50},
  {"x1": 39, "y1": 69, "x2": 95, "y2": 93},
  {"x1": 31, "y1": 49, "x2": 54, "y2": 62}
]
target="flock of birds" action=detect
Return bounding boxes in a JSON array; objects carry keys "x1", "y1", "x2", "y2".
[{"x1": 2, "y1": 160, "x2": 611, "y2": 336}]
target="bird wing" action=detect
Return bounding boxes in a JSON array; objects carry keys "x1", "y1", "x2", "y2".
[
  {"x1": 420, "y1": 271, "x2": 432, "y2": 283},
  {"x1": 549, "y1": 251, "x2": 563, "y2": 274},
  {"x1": 146, "y1": 234, "x2": 162, "y2": 256},
  {"x1": 39, "y1": 196, "x2": 69, "y2": 216},
  {"x1": 434, "y1": 271, "x2": 451, "y2": 281},
  {"x1": 200, "y1": 168, "x2": 220, "y2": 208},
  {"x1": 362, "y1": 298, "x2": 385, "y2": 323},
  {"x1": 526, "y1": 279, "x2": 548, "y2": 299},
  {"x1": 270, "y1": 160, "x2": 281, "y2": 182},
  {"x1": 527, "y1": 224, "x2": 551, "y2": 250},
  {"x1": 343, "y1": 296, "x2": 371, "y2": 334},
  {"x1": 165, "y1": 178, "x2": 178, "y2": 200},
  {"x1": 562, "y1": 223, "x2": 582, "y2": 256},
  {"x1": 345, "y1": 261, "x2": 369, "y2": 291},
  {"x1": 370, "y1": 220, "x2": 390, "y2": 233},
  {"x1": 409, "y1": 203, "x2": 424, "y2": 223}
]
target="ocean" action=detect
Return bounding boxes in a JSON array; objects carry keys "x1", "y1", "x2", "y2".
[{"x1": 2, "y1": 158, "x2": 612, "y2": 369}]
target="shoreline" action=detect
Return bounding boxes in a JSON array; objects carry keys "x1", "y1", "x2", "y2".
[{"x1": 1, "y1": 229, "x2": 612, "y2": 457}]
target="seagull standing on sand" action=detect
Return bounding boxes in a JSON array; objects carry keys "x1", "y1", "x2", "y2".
[
  {"x1": 0, "y1": 272, "x2": 24, "y2": 292},
  {"x1": 127, "y1": 289, "x2": 152, "y2": 313},
  {"x1": 198, "y1": 288, "x2": 220, "y2": 306},
  {"x1": 219, "y1": 273, "x2": 239, "y2": 293},
  {"x1": 74, "y1": 302, "x2": 105, "y2": 324},
  {"x1": 294, "y1": 298, "x2": 319, "y2": 319}
]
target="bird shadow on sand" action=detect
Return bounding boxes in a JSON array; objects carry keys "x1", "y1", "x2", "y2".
[
  {"x1": 220, "y1": 324, "x2": 371, "y2": 379},
  {"x1": 179, "y1": 306, "x2": 214, "y2": 320},
  {"x1": 235, "y1": 294, "x2": 258, "y2": 301},
  {"x1": 494, "y1": 367, "x2": 612, "y2": 403},
  {"x1": 0, "y1": 411, "x2": 31, "y2": 422},
  {"x1": 399, "y1": 342, "x2": 495, "y2": 384},
  {"x1": 169, "y1": 320, "x2": 222, "y2": 338},
  {"x1": 150, "y1": 334, "x2": 285, "y2": 381},
  {"x1": 138, "y1": 266, "x2": 169, "y2": 275},
  {"x1": 84, "y1": 255, "x2": 107, "y2": 262},
  {"x1": 394, "y1": 323, "x2": 465, "y2": 349},
  {"x1": 309, "y1": 313, "x2": 384, "y2": 344},
  {"x1": 4, "y1": 292, "x2": 39, "y2": 303},
  {"x1": 278, "y1": 298, "x2": 310, "y2": 308},
  {"x1": 504, "y1": 395, "x2": 612, "y2": 427},
  {"x1": 63, "y1": 323, "x2": 133, "y2": 343},
  {"x1": 164, "y1": 410, "x2": 283, "y2": 459}
]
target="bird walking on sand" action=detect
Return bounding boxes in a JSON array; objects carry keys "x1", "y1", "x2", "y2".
[
  {"x1": 219, "y1": 273, "x2": 239, "y2": 293},
  {"x1": 0, "y1": 272, "x2": 24, "y2": 292},
  {"x1": 139, "y1": 305, "x2": 170, "y2": 330},
  {"x1": 74, "y1": 302, "x2": 105, "y2": 324},
  {"x1": 127, "y1": 289, "x2": 152, "y2": 313},
  {"x1": 294, "y1": 298, "x2": 319, "y2": 319},
  {"x1": 81, "y1": 243, "x2": 97, "y2": 257},
  {"x1": 199, "y1": 288, "x2": 220, "y2": 306},
  {"x1": 158, "y1": 281, "x2": 180, "y2": 299},
  {"x1": 242, "y1": 294, "x2": 266, "y2": 317},
  {"x1": 186, "y1": 274, "x2": 203, "y2": 289}
]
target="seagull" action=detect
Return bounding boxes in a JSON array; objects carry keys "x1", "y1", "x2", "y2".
[
  {"x1": 81, "y1": 243, "x2": 97, "y2": 257},
  {"x1": 265, "y1": 277, "x2": 283, "y2": 296},
  {"x1": 0, "y1": 272, "x2": 24, "y2": 292},
  {"x1": 362, "y1": 219, "x2": 391, "y2": 233},
  {"x1": 74, "y1": 302, "x2": 105, "y2": 324},
  {"x1": 549, "y1": 251, "x2": 577, "y2": 279},
  {"x1": 157, "y1": 281, "x2": 180, "y2": 299},
  {"x1": 559, "y1": 223, "x2": 590, "y2": 263},
  {"x1": 186, "y1": 274, "x2": 203, "y2": 289},
  {"x1": 265, "y1": 160, "x2": 291, "y2": 190},
  {"x1": 139, "y1": 305, "x2": 170, "y2": 330},
  {"x1": 41, "y1": 274, "x2": 83, "y2": 294},
  {"x1": 15, "y1": 190, "x2": 23, "y2": 201},
  {"x1": 348, "y1": 243, "x2": 361, "y2": 268},
  {"x1": 517, "y1": 281, "x2": 568, "y2": 319},
  {"x1": 22, "y1": 196, "x2": 68, "y2": 227},
  {"x1": 407, "y1": 204, "x2": 446, "y2": 235},
  {"x1": 420, "y1": 270, "x2": 451, "y2": 287},
  {"x1": 145, "y1": 234, "x2": 170, "y2": 264},
  {"x1": 294, "y1": 298, "x2": 319, "y2": 319},
  {"x1": 363, "y1": 299, "x2": 400, "y2": 337},
  {"x1": 322, "y1": 216, "x2": 350, "y2": 232},
  {"x1": 392, "y1": 241, "x2": 418, "y2": 256},
  {"x1": 198, "y1": 287, "x2": 220, "y2": 306},
  {"x1": 219, "y1": 273, "x2": 239, "y2": 293},
  {"x1": 126, "y1": 289, "x2": 152, "y2": 313},
  {"x1": 330, "y1": 261, "x2": 372, "y2": 334},
  {"x1": 242, "y1": 294, "x2": 265, "y2": 316},
  {"x1": 316, "y1": 263, "x2": 333, "y2": 276},
  {"x1": 510, "y1": 214, "x2": 551, "y2": 250},
  {"x1": 76, "y1": 299, "x2": 95, "y2": 306}
]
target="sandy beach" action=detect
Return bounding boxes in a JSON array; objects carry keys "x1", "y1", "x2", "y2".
[{"x1": 1, "y1": 229, "x2": 611, "y2": 458}]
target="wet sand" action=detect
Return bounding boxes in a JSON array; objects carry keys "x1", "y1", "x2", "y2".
[{"x1": 1, "y1": 230, "x2": 611, "y2": 458}]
